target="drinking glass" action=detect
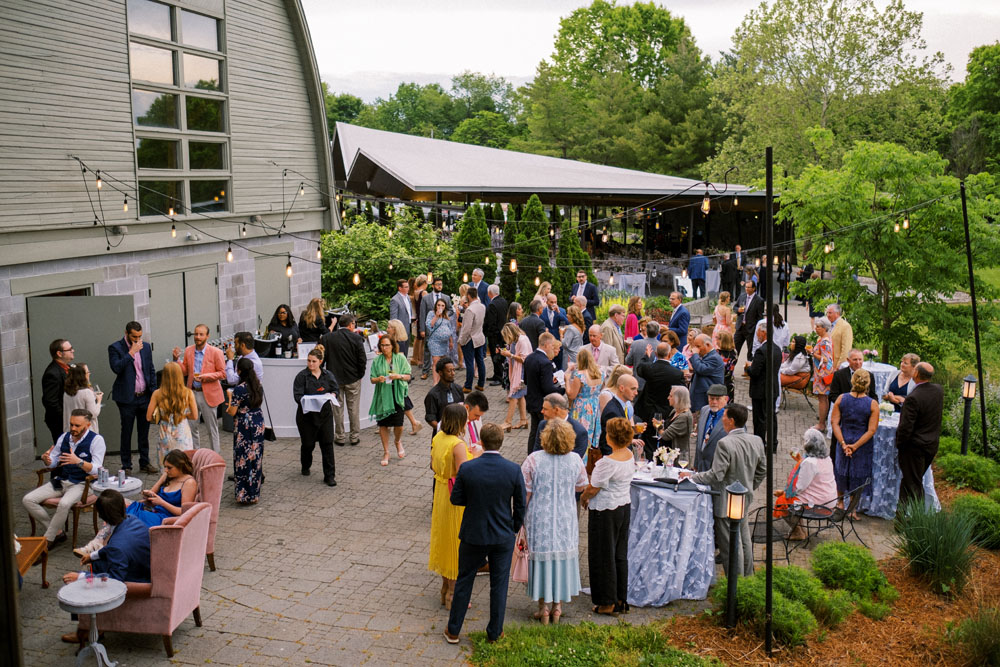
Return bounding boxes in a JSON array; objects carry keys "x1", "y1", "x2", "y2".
[{"x1": 677, "y1": 459, "x2": 689, "y2": 470}]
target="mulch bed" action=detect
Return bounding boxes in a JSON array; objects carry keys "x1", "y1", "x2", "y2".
[{"x1": 660, "y1": 473, "x2": 1000, "y2": 666}]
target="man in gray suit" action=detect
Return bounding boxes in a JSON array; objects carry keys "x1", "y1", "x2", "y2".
[
  {"x1": 694, "y1": 385, "x2": 729, "y2": 472},
  {"x1": 457, "y1": 289, "x2": 487, "y2": 392},
  {"x1": 624, "y1": 320, "x2": 661, "y2": 389},
  {"x1": 389, "y1": 279, "x2": 415, "y2": 349},
  {"x1": 419, "y1": 276, "x2": 453, "y2": 379},
  {"x1": 684, "y1": 403, "x2": 765, "y2": 578}
]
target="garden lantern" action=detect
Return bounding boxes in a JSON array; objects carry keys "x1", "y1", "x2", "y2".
[
  {"x1": 725, "y1": 480, "x2": 749, "y2": 628},
  {"x1": 961, "y1": 374, "x2": 977, "y2": 455}
]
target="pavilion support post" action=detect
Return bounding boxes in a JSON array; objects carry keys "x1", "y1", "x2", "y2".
[
  {"x1": 435, "y1": 192, "x2": 442, "y2": 227},
  {"x1": 688, "y1": 208, "x2": 694, "y2": 258}
]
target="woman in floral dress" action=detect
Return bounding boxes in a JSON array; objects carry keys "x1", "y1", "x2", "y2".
[
  {"x1": 811, "y1": 317, "x2": 836, "y2": 433},
  {"x1": 226, "y1": 357, "x2": 265, "y2": 504},
  {"x1": 712, "y1": 291, "x2": 734, "y2": 349},
  {"x1": 566, "y1": 347, "x2": 603, "y2": 450}
]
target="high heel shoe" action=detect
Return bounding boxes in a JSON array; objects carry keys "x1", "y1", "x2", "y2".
[
  {"x1": 513, "y1": 421, "x2": 528, "y2": 430},
  {"x1": 551, "y1": 605, "x2": 562, "y2": 624},
  {"x1": 440, "y1": 581, "x2": 449, "y2": 606},
  {"x1": 501, "y1": 423, "x2": 512, "y2": 432},
  {"x1": 532, "y1": 605, "x2": 550, "y2": 625}
]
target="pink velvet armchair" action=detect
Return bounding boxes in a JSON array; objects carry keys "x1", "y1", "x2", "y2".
[
  {"x1": 183, "y1": 448, "x2": 224, "y2": 570},
  {"x1": 78, "y1": 501, "x2": 211, "y2": 657}
]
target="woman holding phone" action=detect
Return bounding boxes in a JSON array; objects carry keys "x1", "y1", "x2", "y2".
[{"x1": 227, "y1": 357, "x2": 265, "y2": 504}]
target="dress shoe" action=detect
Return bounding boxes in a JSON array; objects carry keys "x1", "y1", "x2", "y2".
[
  {"x1": 486, "y1": 632, "x2": 505, "y2": 644},
  {"x1": 47, "y1": 532, "x2": 67, "y2": 550},
  {"x1": 61, "y1": 630, "x2": 85, "y2": 644},
  {"x1": 489, "y1": 380, "x2": 502, "y2": 386},
  {"x1": 325, "y1": 478, "x2": 337, "y2": 487},
  {"x1": 421, "y1": 373, "x2": 429, "y2": 380},
  {"x1": 443, "y1": 631, "x2": 460, "y2": 644},
  {"x1": 335, "y1": 441, "x2": 346, "y2": 447},
  {"x1": 141, "y1": 464, "x2": 160, "y2": 474},
  {"x1": 227, "y1": 474, "x2": 235, "y2": 482},
  {"x1": 349, "y1": 440, "x2": 360, "y2": 446},
  {"x1": 475, "y1": 385, "x2": 484, "y2": 392},
  {"x1": 463, "y1": 388, "x2": 472, "y2": 394},
  {"x1": 301, "y1": 468, "x2": 311, "y2": 476}
]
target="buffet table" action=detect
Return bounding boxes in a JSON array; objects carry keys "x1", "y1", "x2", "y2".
[
  {"x1": 261, "y1": 349, "x2": 378, "y2": 437},
  {"x1": 627, "y1": 479, "x2": 715, "y2": 607}
]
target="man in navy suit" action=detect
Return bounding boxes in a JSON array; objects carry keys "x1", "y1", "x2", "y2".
[
  {"x1": 445, "y1": 423, "x2": 526, "y2": 644},
  {"x1": 667, "y1": 292, "x2": 689, "y2": 342},
  {"x1": 688, "y1": 249, "x2": 709, "y2": 299},
  {"x1": 569, "y1": 270, "x2": 599, "y2": 320},
  {"x1": 531, "y1": 393, "x2": 587, "y2": 459},
  {"x1": 541, "y1": 294, "x2": 568, "y2": 369},
  {"x1": 108, "y1": 321, "x2": 159, "y2": 473},
  {"x1": 469, "y1": 268, "x2": 491, "y2": 305},
  {"x1": 599, "y1": 374, "x2": 639, "y2": 455},
  {"x1": 524, "y1": 333, "x2": 564, "y2": 455}
]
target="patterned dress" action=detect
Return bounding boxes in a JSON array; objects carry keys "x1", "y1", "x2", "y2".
[
  {"x1": 834, "y1": 393, "x2": 876, "y2": 494},
  {"x1": 521, "y1": 451, "x2": 589, "y2": 603},
  {"x1": 155, "y1": 408, "x2": 192, "y2": 461},
  {"x1": 812, "y1": 337, "x2": 835, "y2": 395},
  {"x1": 669, "y1": 350, "x2": 689, "y2": 371},
  {"x1": 425, "y1": 312, "x2": 454, "y2": 357},
  {"x1": 570, "y1": 370, "x2": 602, "y2": 449},
  {"x1": 231, "y1": 383, "x2": 265, "y2": 504},
  {"x1": 712, "y1": 305, "x2": 733, "y2": 348}
]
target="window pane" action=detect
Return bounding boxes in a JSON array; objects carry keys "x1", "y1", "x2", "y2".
[
  {"x1": 135, "y1": 138, "x2": 180, "y2": 169},
  {"x1": 189, "y1": 142, "x2": 225, "y2": 170},
  {"x1": 130, "y1": 43, "x2": 175, "y2": 84},
  {"x1": 138, "y1": 180, "x2": 183, "y2": 217},
  {"x1": 181, "y1": 10, "x2": 219, "y2": 51},
  {"x1": 186, "y1": 97, "x2": 224, "y2": 132},
  {"x1": 127, "y1": 0, "x2": 171, "y2": 41},
  {"x1": 183, "y1": 54, "x2": 221, "y2": 90},
  {"x1": 133, "y1": 90, "x2": 177, "y2": 127},
  {"x1": 190, "y1": 180, "x2": 228, "y2": 213}
]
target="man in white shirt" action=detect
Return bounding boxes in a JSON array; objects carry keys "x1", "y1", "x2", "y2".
[
  {"x1": 23, "y1": 409, "x2": 106, "y2": 548},
  {"x1": 586, "y1": 325, "x2": 618, "y2": 374},
  {"x1": 463, "y1": 390, "x2": 489, "y2": 452},
  {"x1": 225, "y1": 331, "x2": 263, "y2": 384}
]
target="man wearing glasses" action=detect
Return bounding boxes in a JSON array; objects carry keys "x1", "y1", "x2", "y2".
[{"x1": 42, "y1": 339, "x2": 75, "y2": 444}]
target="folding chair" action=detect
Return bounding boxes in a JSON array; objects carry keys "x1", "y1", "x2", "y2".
[
  {"x1": 780, "y1": 374, "x2": 817, "y2": 416},
  {"x1": 750, "y1": 505, "x2": 791, "y2": 565},
  {"x1": 785, "y1": 478, "x2": 871, "y2": 558}
]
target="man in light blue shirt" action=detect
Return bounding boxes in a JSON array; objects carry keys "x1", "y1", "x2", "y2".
[{"x1": 225, "y1": 331, "x2": 263, "y2": 384}]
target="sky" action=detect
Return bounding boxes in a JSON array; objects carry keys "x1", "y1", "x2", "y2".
[{"x1": 301, "y1": 0, "x2": 1000, "y2": 103}]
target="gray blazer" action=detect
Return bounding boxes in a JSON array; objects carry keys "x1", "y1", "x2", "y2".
[
  {"x1": 690, "y1": 427, "x2": 766, "y2": 518},
  {"x1": 694, "y1": 406, "x2": 728, "y2": 472},
  {"x1": 561, "y1": 324, "x2": 585, "y2": 367},
  {"x1": 657, "y1": 410, "x2": 693, "y2": 457},
  {"x1": 624, "y1": 336, "x2": 660, "y2": 387},
  {"x1": 389, "y1": 291, "x2": 413, "y2": 326},
  {"x1": 458, "y1": 301, "x2": 486, "y2": 347},
  {"x1": 419, "y1": 291, "x2": 453, "y2": 334}
]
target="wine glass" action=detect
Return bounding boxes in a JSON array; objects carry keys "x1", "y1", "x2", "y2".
[{"x1": 677, "y1": 458, "x2": 689, "y2": 470}]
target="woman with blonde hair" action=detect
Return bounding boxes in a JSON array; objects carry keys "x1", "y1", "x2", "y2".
[
  {"x1": 624, "y1": 296, "x2": 643, "y2": 340},
  {"x1": 454, "y1": 285, "x2": 469, "y2": 370},
  {"x1": 386, "y1": 320, "x2": 422, "y2": 436},
  {"x1": 298, "y1": 297, "x2": 329, "y2": 343},
  {"x1": 599, "y1": 365, "x2": 633, "y2": 413},
  {"x1": 712, "y1": 291, "x2": 734, "y2": 349},
  {"x1": 146, "y1": 362, "x2": 198, "y2": 459},
  {"x1": 411, "y1": 274, "x2": 428, "y2": 366},
  {"x1": 566, "y1": 347, "x2": 603, "y2": 450},
  {"x1": 534, "y1": 281, "x2": 552, "y2": 302},
  {"x1": 561, "y1": 305, "x2": 586, "y2": 367},
  {"x1": 63, "y1": 363, "x2": 102, "y2": 433},
  {"x1": 500, "y1": 322, "x2": 530, "y2": 430},
  {"x1": 831, "y1": 368, "x2": 878, "y2": 517}
]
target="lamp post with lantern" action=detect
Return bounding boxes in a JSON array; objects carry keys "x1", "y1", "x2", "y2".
[
  {"x1": 724, "y1": 480, "x2": 749, "y2": 628},
  {"x1": 961, "y1": 374, "x2": 978, "y2": 456}
]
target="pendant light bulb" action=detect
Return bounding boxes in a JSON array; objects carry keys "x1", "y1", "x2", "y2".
[
  {"x1": 298, "y1": 183, "x2": 305, "y2": 196},
  {"x1": 609, "y1": 271, "x2": 615, "y2": 286},
  {"x1": 286, "y1": 257, "x2": 293, "y2": 277},
  {"x1": 510, "y1": 258, "x2": 517, "y2": 273},
  {"x1": 316, "y1": 244, "x2": 322, "y2": 259},
  {"x1": 549, "y1": 227, "x2": 554, "y2": 237},
  {"x1": 241, "y1": 224, "x2": 246, "y2": 237},
  {"x1": 537, "y1": 265, "x2": 542, "y2": 273},
  {"x1": 168, "y1": 207, "x2": 175, "y2": 217},
  {"x1": 894, "y1": 222, "x2": 900, "y2": 233},
  {"x1": 436, "y1": 243, "x2": 441, "y2": 253},
  {"x1": 534, "y1": 275, "x2": 540, "y2": 287},
  {"x1": 122, "y1": 198, "x2": 128, "y2": 212},
  {"x1": 682, "y1": 269, "x2": 687, "y2": 278},
  {"x1": 427, "y1": 271, "x2": 432, "y2": 282},
  {"x1": 96, "y1": 171, "x2": 102, "y2": 190},
  {"x1": 903, "y1": 216, "x2": 909, "y2": 230},
  {"x1": 389, "y1": 262, "x2": 393, "y2": 270},
  {"x1": 171, "y1": 224, "x2": 176, "y2": 238},
  {"x1": 486, "y1": 254, "x2": 492, "y2": 265},
  {"x1": 655, "y1": 221, "x2": 660, "y2": 230},
  {"x1": 388, "y1": 228, "x2": 393, "y2": 238},
  {"x1": 463, "y1": 272, "x2": 469, "y2": 282},
  {"x1": 734, "y1": 195, "x2": 739, "y2": 207},
  {"x1": 352, "y1": 272, "x2": 361, "y2": 286},
  {"x1": 700, "y1": 191, "x2": 710, "y2": 215},
  {"x1": 226, "y1": 245, "x2": 233, "y2": 263}
]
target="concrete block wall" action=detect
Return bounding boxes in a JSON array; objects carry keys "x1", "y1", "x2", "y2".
[
  {"x1": 289, "y1": 233, "x2": 322, "y2": 315},
  {"x1": 219, "y1": 245, "x2": 258, "y2": 337}
]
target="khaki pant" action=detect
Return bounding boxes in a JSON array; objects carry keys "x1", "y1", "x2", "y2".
[
  {"x1": 333, "y1": 379, "x2": 362, "y2": 444},
  {"x1": 23, "y1": 480, "x2": 86, "y2": 541},
  {"x1": 190, "y1": 390, "x2": 221, "y2": 453}
]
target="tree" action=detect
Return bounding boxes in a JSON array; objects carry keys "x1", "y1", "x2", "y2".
[
  {"x1": 779, "y1": 141, "x2": 1000, "y2": 364},
  {"x1": 453, "y1": 201, "x2": 492, "y2": 286},
  {"x1": 708, "y1": 0, "x2": 949, "y2": 180},
  {"x1": 515, "y1": 195, "x2": 552, "y2": 298},
  {"x1": 451, "y1": 110, "x2": 514, "y2": 148},
  {"x1": 511, "y1": 62, "x2": 585, "y2": 159},
  {"x1": 450, "y1": 70, "x2": 516, "y2": 121},
  {"x1": 353, "y1": 82, "x2": 458, "y2": 138},
  {"x1": 322, "y1": 83, "x2": 364, "y2": 136},
  {"x1": 499, "y1": 204, "x2": 519, "y2": 303},
  {"x1": 947, "y1": 43, "x2": 1000, "y2": 176},
  {"x1": 553, "y1": 216, "x2": 595, "y2": 303}
]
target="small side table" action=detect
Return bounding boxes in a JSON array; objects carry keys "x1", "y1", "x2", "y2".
[
  {"x1": 91, "y1": 476, "x2": 144, "y2": 499},
  {"x1": 16, "y1": 536, "x2": 48, "y2": 588},
  {"x1": 57, "y1": 578, "x2": 127, "y2": 666}
]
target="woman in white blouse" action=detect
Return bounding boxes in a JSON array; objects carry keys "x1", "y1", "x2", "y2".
[
  {"x1": 779, "y1": 335, "x2": 812, "y2": 388},
  {"x1": 580, "y1": 416, "x2": 635, "y2": 616},
  {"x1": 782, "y1": 428, "x2": 837, "y2": 540},
  {"x1": 63, "y1": 363, "x2": 102, "y2": 433}
]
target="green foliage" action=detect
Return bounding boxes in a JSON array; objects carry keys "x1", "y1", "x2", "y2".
[
  {"x1": 942, "y1": 377, "x2": 1000, "y2": 458},
  {"x1": 936, "y1": 453, "x2": 1000, "y2": 492},
  {"x1": 989, "y1": 489, "x2": 1000, "y2": 506},
  {"x1": 855, "y1": 597, "x2": 891, "y2": 620},
  {"x1": 893, "y1": 499, "x2": 978, "y2": 596},
  {"x1": 707, "y1": 0, "x2": 948, "y2": 180},
  {"x1": 454, "y1": 201, "x2": 493, "y2": 285},
  {"x1": 946, "y1": 44, "x2": 1000, "y2": 177},
  {"x1": 949, "y1": 607, "x2": 1000, "y2": 666},
  {"x1": 452, "y1": 110, "x2": 515, "y2": 148},
  {"x1": 811, "y1": 542, "x2": 889, "y2": 599},
  {"x1": 771, "y1": 566, "x2": 853, "y2": 628},
  {"x1": 595, "y1": 292, "x2": 631, "y2": 327},
  {"x1": 952, "y1": 494, "x2": 1000, "y2": 549},
  {"x1": 777, "y1": 141, "x2": 1000, "y2": 363},
  {"x1": 499, "y1": 208, "x2": 519, "y2": 303},
  {"x1": 937, "y1": 436, "x2": 961, "y2": 457},
  {"x1": 320, "y1": 215, "x2": 456, "y2": 322},
  {"x1": 467, "y1": 620, "x2": 720, "y2": 667},
  {"x1": 553, "y1": 216, "x2": 595, "y2": 304},
  {"x1": 514, "y1": 195, "x2": 552, "y2": 298},
  {"x1": 321, "y1": 83, "x2": 363, "y2": 136},
  {"x1": 711, "y1": 574, "x2": 817, "y2": 647}
]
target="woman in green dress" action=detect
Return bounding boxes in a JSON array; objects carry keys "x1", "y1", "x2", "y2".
[{"x1": 369, "y1": 334, "x2": 412, "y2": 467}]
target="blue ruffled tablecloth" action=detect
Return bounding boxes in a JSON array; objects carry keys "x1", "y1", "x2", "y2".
[
  {"x1": 626, "y1": 482, "x2": 715, "y2": 607},
  {"x1": 858, "y1": 415, "x2": 942, "y2": 519},
  {"x1": 862, "y1": 361, "x2": 897, "y2": 400}
]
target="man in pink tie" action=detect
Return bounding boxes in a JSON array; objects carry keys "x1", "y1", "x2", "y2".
[
  {"x1": 587, "y1": 325, "x2": 617, "y2": 374},
  {"x1": 463, "y1": 390, "x2": 488, "y2": 452},
  {"x1": 108, "y1": 321, "x2": 159, "y2": 473}
]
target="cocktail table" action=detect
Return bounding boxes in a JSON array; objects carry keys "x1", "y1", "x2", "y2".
[
  {"x1": 91, "y1": 476, "x2": 143, "y2": 499},
  {"x1": 57, "y1": 577, "x2": 127, "y2": 666},
  {"x1": 16, "y1": 536, "x2": 48, "y2": 588}
]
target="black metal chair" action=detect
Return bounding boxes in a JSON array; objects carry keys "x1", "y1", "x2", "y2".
[
  {"x1": 750, "y1": 504, "x2": 791, "y2": 565},
  {"x1": 784, "y1": 478, "x2": 871, "y2": 558}
]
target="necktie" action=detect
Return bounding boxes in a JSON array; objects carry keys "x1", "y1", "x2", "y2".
[
  {"x1": 625, "y1": 402, "x2": 633, "y2": 422},
  {"x1": 705, "y1": 410, "x2": 719, "y2": 443},
  {"x1": 469, "y1": 421, "x2": 478, "y2": 444}
]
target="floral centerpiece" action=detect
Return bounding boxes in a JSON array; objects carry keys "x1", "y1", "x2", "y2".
[
  {"x1": 862, "y1": 349, "x2": 879, "y2": 362},
  {"x1": 652, "y1": 446, "x2": 681, "y2": 467},
  {"x1": 879, "y1": 401, "x2": 895, "y2": 418}
]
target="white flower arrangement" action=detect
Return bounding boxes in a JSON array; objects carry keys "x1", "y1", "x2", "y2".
[
  {"x1": 879, "y1": 401, "x2": 895, "y2": 416},
  {"x1": 653, "y1": 446, "x2": 681, "y2": 467}
]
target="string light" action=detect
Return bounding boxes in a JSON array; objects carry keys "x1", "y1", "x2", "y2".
[
  {"x1": 286, "y1": 256, "x2": 293, "y2": 277},
  {"x1": 426, "y1": 271, "x2": 431, "y2": 282},
  {"x1": 352, "y1": 270, "x2": 361, "y2": 285},
  {"x1": 534, "y1": 275, "x2": 540, "y2": 286},
  {"x1": 655, "y1": 221, "x2": 660, "y2": 230},
  {"x1": 754, "y1": 258, "x2": 760, "y2": 267},
  {"x1": 903, "y1": 216, "x2": 909, "y2": 230},
  {"x1": 682, "y1": 269, "x2": 687, "y2": 278},
  {"x1": 389, "y1": 262, "x2": 393, "y2": 270},
  {"x1": 95, "y1": 171, "x2": 102, "y2": 190},
  {"x1": 388, "y1": 228, "x2": 393, "y2": 238},
  {"x1": 824, "y1": 243, "x2": 832, "y2": 254},
  {"x1": 226, "y1": 244, "x2": 233, "y2": 263},
  {"x1": 316, "y1": 244, "x2": 322, "y2": 259},
  {"x1": 549, "y1": 227, "x2": 554, "y2": 237},
  {"x1": 122, "y1": 197, "x2": 128, "y2": 212},
  {"x1": 700, "y1": 191, "x2": 710, "y2": 215},
  {"x1": 241, "y1": 224, "x2": 246, "y2": 237},
  {"x1": 168, "y1": 206, "x2": 175, "y2": 217},
  {"x1": 894, "y1": 221, "x2": 901, "y2": 233},
  {"x1": 510, "y1": 258, "x2": 517, "y2": 272},
  {"x1": 298, "y1": 183, "x2": 305, "y2": 196},
  {"x1": 486, "y1": 254, "x2": 491, "y2": 265},
  {"x1": 171, "y1": 224, "x2": 176, "y2": 238},
  {"x1": 463, "y1": 272, "x2": 469, "y2": 282},
  {"x1": 436, "y1": 243, "x2": 441, "y2": 253},
  {"x1": 609, "y1": 271, "x2": 615, "y2": 286},
  {"x1": 537, "y1": 265, "x2": 542, "y2": 273},
  {"x1": 602, "y1": 233, "x2": 609, "y2": 243}
]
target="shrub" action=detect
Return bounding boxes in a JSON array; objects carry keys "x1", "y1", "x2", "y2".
[
  {"x1": 952, "y1": 494, "x2": 1000, "y2": 549},
  {"x1": 937, "y1": 436, "x2": 961, "y2": 457},
  {"x1": 950, "y1": 607, "x2": 1000, "y2": 666},
  {"x1": 594, "y1": 291, "x2": 631, "y2": 326},
  {"x1": 893, "y1": 498, "x2": 977, "y2": 596},
  {"x1": 856, "y1": 597, "x2": 892, "y2": 620},
  {"x1": 989, "y1": 489, "x2": 1000, "y2": 505},
  {"x1": 711, "y1": 574, "x2": 817, "y2": 646},
  {"x1": 811, "y1": 542, "x2": 889, "y2": 599},
  {"x1": 770, "y1": 565, "x2": 853, "y2": 628},
  {"x1": 936, "y1": 453, "x2": 1000, "y2": 492}
]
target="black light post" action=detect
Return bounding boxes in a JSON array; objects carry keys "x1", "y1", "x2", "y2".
[
  {"x1": 960, "y1": 182, "x2": 989, "y2": 456},
  {"x1": 725, "y1": 480, "x2": 749, "y2": 628},
  {"x1": 961, "y1": 374, "x2": 978, "y2": 456},
  {"x1": 764, "y1": 146, "x2": 775, "y2": 653}
]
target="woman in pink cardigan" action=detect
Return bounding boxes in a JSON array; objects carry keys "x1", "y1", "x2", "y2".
[
  {"x1": 500, "y1": 322, "x2": 531, "y2": 431},
  {"x1": 779, "y1": 428, "x2": 838, "y2": 540}
]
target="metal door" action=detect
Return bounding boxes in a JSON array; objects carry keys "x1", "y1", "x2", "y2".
[
  {"x1": 26, "y1": 295, "x2": 134, "y2": 455},
  {"x1": 183, "y1": 265, "x2": 220, "y2": 340},
  {"x1": 148, "y1": 272, "x2": 185, "y2": 363},
  {"x1": 254, "y1": 255, "x2": 291, "y2": 332}
]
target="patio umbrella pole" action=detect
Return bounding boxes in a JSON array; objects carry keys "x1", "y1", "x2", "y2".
[
  {"x1": 764, "y1": 146, "x2": 775, "y2": 653},
  {"x1": 960, "y1": 181, "x2": 989, "y2": 455}
]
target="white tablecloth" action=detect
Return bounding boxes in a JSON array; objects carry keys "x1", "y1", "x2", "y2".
[
  {"x1": 858, "y1": 414, "x2": 941, "y2": 519},
  {"x1": 300, "y1": 393, "x2": 340, "y2": 413},
  {"x1": 862, "y1": 361, "x2": 897, "y2": 399}
]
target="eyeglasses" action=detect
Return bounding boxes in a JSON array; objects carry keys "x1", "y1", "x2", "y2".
[{"x1": 61, "y1": 346, "x2": 74, "y2": 352}]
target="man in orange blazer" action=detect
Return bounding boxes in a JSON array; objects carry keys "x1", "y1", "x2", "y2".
[{"x1": 172, "y1": 324, "x2": 226, "y2": 453}]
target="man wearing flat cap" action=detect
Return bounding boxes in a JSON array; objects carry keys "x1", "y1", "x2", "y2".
[{"x1": 694, "y1": 384, "x2": 729, "y2": 471}]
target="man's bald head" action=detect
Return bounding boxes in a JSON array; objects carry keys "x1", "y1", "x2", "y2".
[
  {"x1": 616, "y1": 374, "x2": 638, "y2": 401},
  {"x1": 914, "y1": 362, "x2": 934, "y2": 382},
  {"x1": 656, "y1": 342, "x2": 671, "y2": 359}
]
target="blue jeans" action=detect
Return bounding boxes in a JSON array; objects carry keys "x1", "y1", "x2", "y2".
[
  {"x1": 461, "y1": 341, "x2": 486, "y2": 390},
  {"x1": 117, "y1": 397, "x2": 151, "y2": 469},
  {"x1": 447, "y1": 538, "x2": 515, "y2": 641}
]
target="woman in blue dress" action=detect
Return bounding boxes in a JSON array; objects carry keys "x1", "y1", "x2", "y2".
[
  {"x1": 519, "y1": 420, "x2": 589, "y2": 624},
  {"x1": 227, "y1": 357, "x2": 266, "y2": 504},
  {"x1": 831, "y1": 369, "x2": 879, "y2": 518},
  {"x1": 425, "y1": 298, "x2": 455, "y2": 384},
  {"x1": 884, "y1": 353, "x2": 919, "y2": 412},
  {"x1": 126, "y1": 449, "x2": 198, "y2": 527}
]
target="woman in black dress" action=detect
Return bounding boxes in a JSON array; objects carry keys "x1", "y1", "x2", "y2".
[
  {"x1": 267, "y1": 304, "x2": 299, "y2": 356},
  {"x1": 293, "y1": 345, "x2": 339, "y2": 486},
  {"x1": 298, "y1": 298, "x2": 330, "y2": 343}
]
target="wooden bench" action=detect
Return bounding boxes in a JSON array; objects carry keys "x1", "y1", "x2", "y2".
[{"x1": 16, "y1": 536, "x2": 49, "y2": 588}]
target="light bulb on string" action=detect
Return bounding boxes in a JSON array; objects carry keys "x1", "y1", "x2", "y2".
[
  {"x1": 463, "y1": 272, "x2": 469, "y2": 282},
  {"x1": 754, "y1": 258, "x2": 760, "y2": 268},
  {"x1": 894, "y1": 221, "x2": 901, "y2": 233},
  {"x1": 298, "y1": 183, "x2": 305, "y2": 196},
  {"x1": 655, "y1": 221, "x2": 660, "y2": 230},
  {"x1": 700, "y1": 191, "x2": 710, "y2": 215},
  {"x1": 537, "y1": 265, "x2": 542, "y2": 273},
  {"x1": 316, "y1": 244, "x2": 322, "y2": 260},
  {"x1": 549, "y1": 227, "x2": 554, "y2": 238},
  {"x1": 734, "y1": 195, "x2": 739, "y2": 207},
  {"x1": 226, "y1": 245, "x2": 233, "y2": 263},
  {"x1": 824, "y1": 243, "x2": 832, "y2": 254},
  {"x1": 534, "y1": 275, "x2": 540, "y2": 287},
  {"x1": 426, "y1": 271, "x2": 432, "y2": 282},
  {"x1": 609, "y1": 271, "x2": 615, "y2": 286},
  {"x1": 241, "y1": 224, "x2": 246, "y2": 237},
  {"x1": 436, "y1": 243, "x2": 441, "y2": 253},
  {"x1": 286, "y1": 257, "x2": 293, "y2": 278},
  {"x1": 388, "y1": 228, "x2": 393, "y2": 238},
  {"x1": 95, "y1": 171, "x2": 102, "y2": 190},
  {"x1": 485, "y1": 254, "x2": 491, "y2": 265},
  {"x1": 168, "y1": 206, "x2": 175, "y2": 217},
  {"x1": 122, "y1": 197, "x2": 128, "y2": 212},
  {"x1": 171, "y1": 224, "x2": 176, "y2": 238},
  {"x1": 903, "y1": 216, "x2": 909, "y2": 230},
  {"x1": 352, "y1": 271, "x2": 361, "y2": 286},
  {"x1": 602, "y1": 233, "x2": 609, "y2": 243},
  {"x1": 682, "y1": 269, "x2": 687, "y2": 278},
  {"x1": 510, "y1": 258, "x2": 517, "y2": 273},
  {"x1": 389, "y1": 262, "x2": 393, "y2": 270},
  {"x1": 93, "y1": 217, "x2": 98, "y2": 226}
]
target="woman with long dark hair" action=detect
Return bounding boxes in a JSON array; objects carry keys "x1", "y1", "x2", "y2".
[
  {"x1": 294, "y1": 345, "x2": 339, "y2": 486},
  {"x1": 63, "y1": 363, "x2": 102, "y2": 433},
  {"x1": 369, "y1": 334, "x2": 412, "y2": 466},
  {"x1": 227, "y1": 357, "x2": 265, "y2": 503},
  {"x1": 267, "y1": 304, "x2": 299, "y2": 355}
]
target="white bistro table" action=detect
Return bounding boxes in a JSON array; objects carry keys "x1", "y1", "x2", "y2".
[
  {"x1": 91, "y1": 476, "x2": 143, "y2": 499},
  {"x1": 57, "y1": 577, "x2": 127, "y2": 666}
]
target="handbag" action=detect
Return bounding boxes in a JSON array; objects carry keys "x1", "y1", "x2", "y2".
[
  {"x1": 261, "y1": 391, "x2": 277, "y2": 441},
  {"x1": 586, "y1": 446, "x2": 603, "y2": 477},
  {"x1": 447, "y1": 477, "x2": 456, "y2": 494},
  {"x1": 511, "y1": 527, "x2": 529, "y2": 584},
  {"x1": 821, "y1": 372, "x2": 834, "y2": 386}
]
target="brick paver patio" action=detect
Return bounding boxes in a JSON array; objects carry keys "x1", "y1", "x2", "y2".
[{"x1": 10, "y1": 301, "x2": 895, "y2": 665}]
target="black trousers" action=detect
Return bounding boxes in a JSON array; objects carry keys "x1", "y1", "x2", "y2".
[
  {"x1": 296, "y1": 404, "x2": 336, "y2": 481},
  {"x1": 447, "y1": 538, "x2": 514, "y2": 641},
  {"x1": 899, "y1": 446, "x2": 934, "y2": 506},
  {"x1": 487, "y1": 334, "x2": 503, "y2": 380},
  {"x1": 692, "y1": 278, "x2": 706, "y2": 300},
  {"x1": 528, "y1": 410, "x2": 543, "y2": 455},
  {"x1": 117, "y1": 397, "x2": 152, "y2": 469},
  {"x1": 751, "y1": 397, "x2": 777, "y2": 450},
  {"x1": 734, "y1": 330, "x2": 751, "y2": 363},
  {"x1": 588, "y1": 504, "x2": 630, "y2": 607},
  {"x1": 43, "y1": 411, "x2": 62, "y2": 447}
]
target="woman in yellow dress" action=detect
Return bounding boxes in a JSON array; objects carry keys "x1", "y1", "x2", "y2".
[{"x1": 429, "y1": 403, "x2": 474, "y2": 608}]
